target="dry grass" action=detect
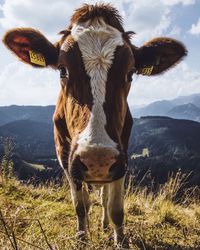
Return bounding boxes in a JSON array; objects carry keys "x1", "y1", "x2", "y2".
[{"x1": 0, "y1": 173, "x2": 200, "y2": 249}]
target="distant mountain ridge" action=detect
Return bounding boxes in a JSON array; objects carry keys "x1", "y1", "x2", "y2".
[
  {"x1": 1, "y1": 93, "x2": 200, "y2": 125},
  {"x1": 167, "y1": 103, "x2": 200, "y2": 122},
  {"x1": 132, "y1": 93, "x2": 200, "y2": 122},
  {"x1": 0, "y1": 105, "x2": 55, "y2": 126}
]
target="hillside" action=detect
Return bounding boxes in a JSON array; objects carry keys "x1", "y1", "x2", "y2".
[
  {"x1": 167, "y1": 103, "x2": 200, "y2": 122},
  {"x1": 129, "y1": 117, "x2": 200, "y2": 186},
  {"x1": 130, "y1": 116, "x2": 200, "y2": 157},
  {"x1": 133, "y1": 100, "x2": 174, "y2": 117},
  {"x1": 132, "y1": 93, "x2": 200, "y2": 120},
  {"x1": 0, "y1": 119, "x2": 55, "y2": 160},
  {"x1": 0, "y1": 177, "x2": 199, "y2": 249},
  {"x1": 0, "y1": 105, "x2": 55, "y2": 126}
]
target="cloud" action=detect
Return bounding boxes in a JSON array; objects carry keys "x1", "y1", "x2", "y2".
[
  {"x1": 1, "y1": 60, "x2": 199, "y2": 107},
  {"x1": 167, "y1": 25, "x2": 181, "y2": 36},
  {"x1": 119, "y1": 0, "x2": 171, "y2": 45},
  {"x1": 0, "y1": 0, "x2": 84, "y2": 40},
  {"x1": 161, "y1": 0, "x2": 196, "y2": 5},
  {"x1": 128, "y1": 62, "x2": 200, "y2": 106},
  {"x1": 0, "y1": 61, "x2": 59, "y2": 105},
  {"x1": 189, "y1": 17, "x2": 200, "y2": 36}
]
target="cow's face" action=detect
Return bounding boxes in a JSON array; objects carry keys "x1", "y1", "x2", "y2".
[
  {"x1": 57, "y1": 18, "x2": 135, "y2": 183},
  {"x1": 3, "y1": 4, "x2": 187, "y2": 184}
]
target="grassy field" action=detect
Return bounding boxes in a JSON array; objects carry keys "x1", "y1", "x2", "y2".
[{"x1": 0, "y1": 174, "x2": 200, "y2": 250}]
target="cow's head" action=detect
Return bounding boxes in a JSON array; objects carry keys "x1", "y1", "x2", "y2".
[{"x1": 3, "y1": 3, "x2": 187, "y2": 184}]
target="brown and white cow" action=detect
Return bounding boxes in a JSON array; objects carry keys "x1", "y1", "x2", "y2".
[{"x1": 3, "y1": 3, "x2": 187, "y2": 247}]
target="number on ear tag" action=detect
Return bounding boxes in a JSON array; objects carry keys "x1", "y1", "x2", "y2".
[
  {"x1": 141, "y1": 66, "x2": 154, "y2": 75},
  {"x1": 29, "y1": 50, "x2": 46, "y2": 66}
]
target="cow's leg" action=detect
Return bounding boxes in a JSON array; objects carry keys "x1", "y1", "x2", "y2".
[
  {"x1": 101, "y1": 184, "x2": 109, "y2": 231},
  {"x1": 69, "y1": 179, "x2": 90, "y2": 239},
  {"x1": 107, "y1": 177, "x2": 128, "y2": 247},
  {"x1": 53, "y1": 104, "x2": 90, "y2": 239}
]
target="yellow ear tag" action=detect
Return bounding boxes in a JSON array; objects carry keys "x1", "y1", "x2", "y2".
[
  {"x1": 29, "y1": 50, "x2": 46, "y2": 66},
  {"x1": 141, "y1": 66, "x2": 154, "y2": 75}
]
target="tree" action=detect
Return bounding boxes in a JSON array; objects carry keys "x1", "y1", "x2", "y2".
[{"x1": 0, "y1": 138, "x2": 15, "y2": 183}]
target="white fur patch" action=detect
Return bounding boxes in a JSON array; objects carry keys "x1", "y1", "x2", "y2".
[{"x1": 62, "y1": 18, "x2": 123, "y2": 153}]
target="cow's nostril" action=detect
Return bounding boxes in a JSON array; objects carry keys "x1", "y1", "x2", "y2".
[
  {"x1": 82, "y1": 163, "x2": 88, "y2": 171},
  {"x1": 109, "y1": 163, "x2": 117, "y2": 173}
]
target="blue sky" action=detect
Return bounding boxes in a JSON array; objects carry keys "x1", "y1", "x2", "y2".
[{"x1": 0, "y1": 0, "x2": 200, "y2": 107}]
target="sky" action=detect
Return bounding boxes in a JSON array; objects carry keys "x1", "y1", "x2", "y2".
[{"x1": 0, "y1": 0, "x2": 200, "y2": 107}]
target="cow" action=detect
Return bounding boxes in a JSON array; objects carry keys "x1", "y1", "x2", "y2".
[{"x1": 3, "y1": 3, "x2": 187, "y2": 248}]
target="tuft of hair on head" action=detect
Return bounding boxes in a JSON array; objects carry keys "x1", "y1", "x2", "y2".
[{"x1": 70, "y1": 3, "x2": 125, "y2": 33}]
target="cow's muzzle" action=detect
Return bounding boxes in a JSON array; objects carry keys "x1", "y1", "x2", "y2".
[{"x1": 70, "y1": 145, "x2": 126, "y2": 183}]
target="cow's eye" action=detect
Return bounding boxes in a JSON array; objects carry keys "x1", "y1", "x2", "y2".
[
  {"x1": 127, "y1": 68, "x2": 136, "y2": 82},
  {"x1": 58, "y1": 65, "x2": 68, "y2": 79}
]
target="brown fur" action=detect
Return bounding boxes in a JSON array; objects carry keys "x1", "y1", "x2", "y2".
[
  {"x1": 3, "y1": 28, "x2": 59, "y2": 68},
  {"x1": 70, "y1": 3, "x2": 124, "y2": 33},
  {"x1": 133, "y1": 37, "x2": 187, "y2": 75}
]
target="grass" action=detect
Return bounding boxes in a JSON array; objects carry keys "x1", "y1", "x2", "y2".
[{"x1": 0, "y1": 173, "x2": 200, "y2": 250}]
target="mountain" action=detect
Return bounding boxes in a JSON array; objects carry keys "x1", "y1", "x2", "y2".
[
  {"x1": 0, "y1": 105, "x2": 55, "y2": 126},
  {"x1": 133, "y1": 100, "x2": 174, "y2": 117},
  {"x1": 1, "y1": 93, "x2": 200, "y2": 125},
  {"x1": 173, "y1": 93, "x2": 200, "y2": 107},
  {"x1": 167, "y1": 103, "x2": 200, "y2": 122},
  {"x1": 132, "y1": 93, "x2": 200, "y2": 120}
]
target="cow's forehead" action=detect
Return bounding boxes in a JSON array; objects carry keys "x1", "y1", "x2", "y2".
[
  {"x1": 60, "y1": 18, "x2": 123, "y2": 52},
  {"x1": 59, "y1": 18, "x2": 135, "y2": 72}
]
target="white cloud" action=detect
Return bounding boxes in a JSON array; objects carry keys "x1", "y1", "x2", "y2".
[
  {"x1": 0, "y1": 0, "x2": 84, "y2": 40},
  {"x1": 123, "y1": 0, "x2": 171, "y2": 45},
  {"x1": 162, "y1": 0, "x2": 196, "y2": 5},
  {"x1": 0, "y1": 61, "x2": 59, "y2": 105},
  {"x1": 128, "y1": 62, "x2": 200, "y2": 106},
  {"x1": 189, "y1": 17, "x2": 200, "y2": 35},
  {"x1": 167, "y1": 25, "x2": 181, "y2": 36}
]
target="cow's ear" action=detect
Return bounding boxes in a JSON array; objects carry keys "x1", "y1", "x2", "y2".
[
  {"x1": 132, "y1": 38, "x2": 187, "y2": 76},
  {"x1": 3, "y1": 28, "x2": 59, "y2": 68}
]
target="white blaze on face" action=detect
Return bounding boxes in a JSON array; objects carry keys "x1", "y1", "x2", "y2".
[{"x1": 61, "y1": 18, "x2": 123, "y2": 154}]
